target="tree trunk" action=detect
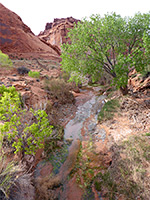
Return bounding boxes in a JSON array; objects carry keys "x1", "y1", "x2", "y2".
[{"x1": 120, "y1": 85, "x2": 128, "y2": 95}]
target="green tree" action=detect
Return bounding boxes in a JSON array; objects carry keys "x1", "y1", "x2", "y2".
[
  {"x1": 0, "y1": 50, "x2": 12, "y2": 67},
  {"x1": 0, "y1": 85, "x2": 53, "y2": 158},
  {"x1": 143, "y1": 31, "x2": 150, "y2": 73},
  {"x1": 61, "y1": 12, "x2": 150, "y2": 94}
]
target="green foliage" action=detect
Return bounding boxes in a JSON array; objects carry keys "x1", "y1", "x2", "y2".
[
  {"x1": 98, "y1": 99, "x2": 120, "y2": 122},
  {"x1": 0, "y1": 85, "x2": 53, "y2": 156},
  {"x1": 61, "y1": 12, "x2": 150, "y2": 93},
  {"x1": 0, "y1": 50, "x2": 12, "y2": 67},
  {"x1": 0, "y1": 85, "x2": 21, "y2": 120},
  {"x1": 28, "y1": 71, "x2": 40, "y2": 78},
  {"x1": 145, "y1": 132, "x2": 150, "y2": 136}
]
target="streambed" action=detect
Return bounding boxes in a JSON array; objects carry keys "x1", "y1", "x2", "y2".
[{"x1": 36, "y1": 87, "x2": 107, "y2": 199}]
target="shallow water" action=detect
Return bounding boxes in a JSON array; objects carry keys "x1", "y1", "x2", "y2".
[{"x1": 64, "y1": 92, "x2": 106, "y2": 141}]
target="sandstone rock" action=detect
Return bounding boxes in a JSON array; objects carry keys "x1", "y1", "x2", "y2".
[
  {"x1": 0, "y1": 3, "x2": 60, "y2": 60},
  {"x1": 38, "y1": 17, "x2": 80, "y2": 48}
]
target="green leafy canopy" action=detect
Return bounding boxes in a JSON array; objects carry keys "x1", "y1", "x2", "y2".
[{"x1": 61, "y1": 12, "x2": 150, "y2": 93}]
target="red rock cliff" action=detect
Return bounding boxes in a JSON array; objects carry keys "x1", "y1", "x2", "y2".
[
  {"x1": 38, "y1": 17, "x2": 80, "y2": 48},
  {"x1": 0, "y1": 3, "x2": 60, "y2": 60}
]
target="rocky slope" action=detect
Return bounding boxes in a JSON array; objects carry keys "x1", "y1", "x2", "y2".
[
  {"x1": 38, "y1": 17, "x2": 80, "y2": 48},
  {"x1": 0, "y1": 3, "x2": 60, "y2": 61}
]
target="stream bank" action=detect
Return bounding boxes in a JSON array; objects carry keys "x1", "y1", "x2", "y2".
[{"x1": 34, "y1": 87, "x2": 112, "y2": 200}]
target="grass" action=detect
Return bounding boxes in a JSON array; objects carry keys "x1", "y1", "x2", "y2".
[
  {"x1": 69, "y1": 143, "x2": 93, "y2": 189},
  {"x1": 94, "y1": 172, "x2": 117, "y2": 199},
  {"x1": 98, "y1": 99, "x2": 120, "y2": 122},
  {"x1": 0, "y1": 155, "x2": 23, "y2": 199},
  {"x1": 94, "y1": 134, "x2": 150, "y2": 199}
]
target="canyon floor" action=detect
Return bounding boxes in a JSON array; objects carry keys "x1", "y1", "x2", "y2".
[{"x1": 0, "y1": 58, "x2": 150, "y2": 200}]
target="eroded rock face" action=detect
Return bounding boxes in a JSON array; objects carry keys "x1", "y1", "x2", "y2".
[
  {"x1": 0, "y1": 3, "x2": 60, "y2": 60},
  {"x1": 38, "y1": 17, "x2": 80, "y2": 48}
]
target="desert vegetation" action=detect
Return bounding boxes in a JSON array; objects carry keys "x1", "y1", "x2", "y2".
[
  {"x1": 28, "y1": 71, "x2": 40, "y2": 78},
  {"x1": 0, "y1": 50, "x2": 12, "y2": 68},
  {"x1": 94, "y1": 135, "x2": 150, "y2": 199},
  {"x1": 0, "y1": 85, "x2": 53, "y2": 158}
]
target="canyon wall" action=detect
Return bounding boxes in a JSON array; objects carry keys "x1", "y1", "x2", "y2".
[{"x1": 38, "y1": 17, "x2": 80, "y2": 48}]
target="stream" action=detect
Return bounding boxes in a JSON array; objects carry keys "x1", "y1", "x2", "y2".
[
  {"x1": 36, "y1": 87, "x2": 107, "y2": 200},
  {"x1": 64, "y1": 90, "x2": 106, "y2": 140}
]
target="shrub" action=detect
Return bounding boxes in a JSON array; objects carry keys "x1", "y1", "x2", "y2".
[
  {"x1": 60, "y1": 71, "x2": 70, "y2": 82},
  {"x1": 44, "y1": 78, "x2": 75, "y2": 105},
  {"x1": 0, "y1": 85, "x2": 53, "y2": 157},
  {"x1": 28, "y1": 71, "x2": 40, "y2": 78},
  {"x1": 0, "y1": 50, "x2": 12, "y2": 67},
  {"x1": 17, "y1": 66, "x2": 30, "y2": 75}
]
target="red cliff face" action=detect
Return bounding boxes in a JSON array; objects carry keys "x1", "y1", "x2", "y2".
[
  {"x1": 0, "y1": 3, "x2": 60, "y2": 60},
  {"x1": 38, "y1": 17, "x2": 80, "y2": 48}
]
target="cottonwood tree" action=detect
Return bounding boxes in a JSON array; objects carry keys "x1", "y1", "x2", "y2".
[{"x1": 61, "y1": 12, "x2": 150, "y2": 94}]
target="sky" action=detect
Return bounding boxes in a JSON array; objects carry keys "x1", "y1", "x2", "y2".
[{"x1": 0, "y1": 0, "x2": 150, "y2": 35}]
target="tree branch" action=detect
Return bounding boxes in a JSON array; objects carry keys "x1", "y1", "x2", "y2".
[
  {"x1": 128, "y1": 35, "x2": 137, "y2": 54},
  {"x1": 103, "y1": 63, "x2": 116, "y2": 78},
  {"x1": 105, "y1": 55, "x2": 113, "y2": 68}
]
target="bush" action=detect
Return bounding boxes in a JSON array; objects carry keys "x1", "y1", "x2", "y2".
[
  {"x1": 44, "y1": 78, "x2": 75, "y2": 105},
  {"x1": 28, "y1": 71, "x2": 40, "y2": 78},
  {"x1": 0, "y1": 85, "x2": 53, "y2": 157},
  {"x1": 17, "y1": 66, "x2": 30, "y2": 75},
  {"x1": 0, "y1": 50, "x2": 12, "y2": 67}
]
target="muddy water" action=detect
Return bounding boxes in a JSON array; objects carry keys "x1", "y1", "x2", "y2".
[{"x1": 36, "y1": 87, "x2": 106, "y2": 199}]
